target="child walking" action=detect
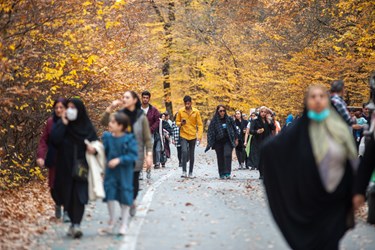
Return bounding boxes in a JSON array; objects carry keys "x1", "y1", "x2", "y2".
[{"x1": 102, "y1": 112, "x2": 138, "y2": 235}]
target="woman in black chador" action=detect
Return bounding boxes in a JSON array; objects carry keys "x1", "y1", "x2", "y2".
[
  {"x1": 261, "y1": 85, "x2": 358, "y2": 250},
  {"x1": 52, "y1": 98, "x2": 98, "y2": 239},
  {"x1": 248, "y1": 106, "x2": 275, "y2": 179}
]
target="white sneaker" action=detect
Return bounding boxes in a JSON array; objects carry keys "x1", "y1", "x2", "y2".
[
  {"x1": 188, "y1": 173, "x2": 195, "y2": 179},
  {"x1": 119, "y1": 224, "x2": 128, "y2": 235},
  {"x1": 181, "y1": 171, "x2": 187, "y2": 178}
]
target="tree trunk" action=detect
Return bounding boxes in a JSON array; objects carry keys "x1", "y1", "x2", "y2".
[{"x1": 151, "y1": 0, "x2": 175, "y2": 116}]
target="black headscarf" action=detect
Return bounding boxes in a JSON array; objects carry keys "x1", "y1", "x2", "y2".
[
  {"x1": 66, "y1": 98, "x2": 98, "y2": 143},
  {"x1": 206, "y1": 107, "x2": 237, "y2": 151},
  {"x1": 260, "y1": 112, "x2": 354, "y2": 250}
]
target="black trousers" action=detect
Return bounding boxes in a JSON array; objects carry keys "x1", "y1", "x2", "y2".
[
  {"x1": 67, "y1": 182, "x2": 85, "y2": 225},
  {"x1": 181, "y1": 138, "x2": 196, "y2": 173},
  {"x1": 51, "y1": 188, "x2": 63, "y2": 206},
  {"x1": 133, "y1": 171, "x2": 140, "y2": 200},
  {"x1": 177, "y1": 146, "x2": 182, "y2": 167},
  {"x1": 214, "y1": 141, "x2": 233, "y2": 175},
  {"x1": 235, "y1": 146, "x2": 246, "y2": 165}
]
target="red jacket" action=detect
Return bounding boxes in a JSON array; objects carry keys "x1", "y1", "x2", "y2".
[
  {"x1": 145, "y1": 104, "x2": 161, "y2": 134},
  {"x1": 37, "y1": 117, "x2": 56, "y2": 188}
]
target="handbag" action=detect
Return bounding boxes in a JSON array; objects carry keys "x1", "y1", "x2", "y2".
[{"x1": 72, "y1": 145, "x2": 89, "y2": 182}]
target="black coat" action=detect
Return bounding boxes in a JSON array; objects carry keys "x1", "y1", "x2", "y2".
[
  {"x1": 247, "y1": 118, "x2": 275, "y2": 169},
  {"x1": 235, "y1": 119, "x2": 248, "y2": 145},
  {"x1": 206, "y1": 114, "x2": 238, "y2": 151},
  {"x1": 260, "y1": 115, "x2": 354, "y2": 250},
  {"x1": 249, "y1": 118, "x2": 275, "y2": 142},
  {"x1": 355, "y1": 136, "x2": 375, "y2": 195}
]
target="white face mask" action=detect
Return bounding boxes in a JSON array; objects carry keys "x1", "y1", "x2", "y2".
[{"x1": 66, "y1": 108, "x2": 78, "y2": 121}]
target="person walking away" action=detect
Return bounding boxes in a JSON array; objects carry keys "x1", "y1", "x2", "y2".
[
  {"x1": 206, "y1": 105, "x2": 238, "y2": 179},
  {"x1": 102, "y1": 112, "x2": 138, "y2": 235},
  {"x1": 51, "y1": 98, "x2": 98, "y2": 239},
  {"x1": 244, "y1": 112, "x2": 257, "y2": 169},
  {"x1": 261, "y1": 85, "x2": 358, "y2": 250},
  {"x1": 37, "y1": 98, "x2": 69, "y2": 222},
  {"x1": 171, "y1": 112, "x2": 183, "y2": 167},
  {"x1": 141, "y1": 91, "x2": 161, "y2": 173},
  {"x1": 283, "y1": 114, "x2": 294, "y2": 130},
  {"x1": 234, "y1": 110, "x2": 248, "y2": 169},
  {"x1": 248, "y1": 107, "x2": 275, "y2": 178},
  {"x1": 176, "y1": 96, "x2": 203, "y2": 178},
  {"x1": 101, "y1": 91, "x2": 153, "y2": 216}
]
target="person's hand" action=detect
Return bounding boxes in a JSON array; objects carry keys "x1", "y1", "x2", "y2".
[
  {"x1": 257, "y1": 128, "x2": 264, "y2": 134},
  {"x1": 352, "y1": 124, "x2": 362, "y2": 130},
  {"x1": 108, "y1": 158, "x2": 120, "y2": 168},
  {"x1": 61, "y1": 110, "x2": 69, "y2": 125},
  {"x1": 86, "y1": 144, "x2": 97, "y2": 155},
  {"x1": 36, "y1": 158, "x2": 45, "y2": 167},
  {"x1": 353, "y1": 194, "x2": 365, "y2": 211},
  {"x1": 266, "y1": 115, "x2": 272, "y2": 124},
  {"x1": 244, "y1": 141, "x2": 247, "y2": 147},
  {"x1": 145, "y1": 154, "x2": 153, "y2": 169},
  {"x1": 235, "y1": 139, "x2": 239, "y2": 146},
  {"x1": 106, "y1": 100, "x2": 122, "y2": 113}
]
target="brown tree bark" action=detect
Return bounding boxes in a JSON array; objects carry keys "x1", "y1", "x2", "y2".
[{"x1": 150, "y1": 0, "x2": 175, "y2": 116}]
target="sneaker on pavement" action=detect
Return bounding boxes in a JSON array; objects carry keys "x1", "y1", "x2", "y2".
[
  {"x1": 225, "y1": 174, "x2": 231, "y2": 179},
  {"x1": 188, "y1": 173, "x2": 195, "y2": 179},
  {"x1": 146, "y1": 169, "x2": 151, "y2": 179},
  {"x1": 130, "y1": 205, "x2": 136, "y2": 217},
  {"x1": 55, "y1": 205, "x2": 62, "y2": 219},
  {"x1": 101, "y1": 221, "x2": 115, "y2": 235},
  {"x1": 72, "y1": 224, "x2": 83, "y2": 239},
  {"x1": 161, "y1": 163, "x2": 166, "y2": 168},
  {"x1": 154, "y1": 164, "x2": 161, "y2": 169},
  {"x1": 220, "y1": 175, "x2": 225, "y2": 180},
  {"x1": 139, "y1": 171, "x2": 144, "y2": 180},
  {"x1": 181, "y1": 171, "x2": 187, "y2": 178},
  {"x1": 119, "y1": 224, "x2": 128, "y2": 236},
  {"x1": 63, "y1": 211, "x2": 70, "y2": 223}
]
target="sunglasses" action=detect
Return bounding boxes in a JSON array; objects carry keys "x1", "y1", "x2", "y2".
[{"x1": 219, "y1": 110, "x2": 226, "y2": 113}]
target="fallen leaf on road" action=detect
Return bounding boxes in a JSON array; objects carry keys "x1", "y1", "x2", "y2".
[{"x1": 185, "y1": 202, "x2": 193, "y2": 206}]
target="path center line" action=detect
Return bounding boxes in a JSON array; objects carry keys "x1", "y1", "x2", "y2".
[{"x1": 120, "y1": 170, "x2": 174, "y2": 250}]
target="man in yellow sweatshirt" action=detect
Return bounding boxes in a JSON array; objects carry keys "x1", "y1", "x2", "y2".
[{"x1": 176, "y1": 96, "x2": 203, "y2": 178}]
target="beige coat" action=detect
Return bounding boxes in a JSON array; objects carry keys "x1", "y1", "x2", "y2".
[{"x1": 86, "y1": 140, "x2": 106, "y2": 201}]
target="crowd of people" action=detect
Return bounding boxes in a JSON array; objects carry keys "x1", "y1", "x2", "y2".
[{"x1": 35, "y1": 77, "x2": 375, "y2": 249}]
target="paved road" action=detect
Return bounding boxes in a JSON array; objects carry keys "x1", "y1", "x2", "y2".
[{"x1": 35, "y1": 146, "x2": 375, "y2": 250}]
